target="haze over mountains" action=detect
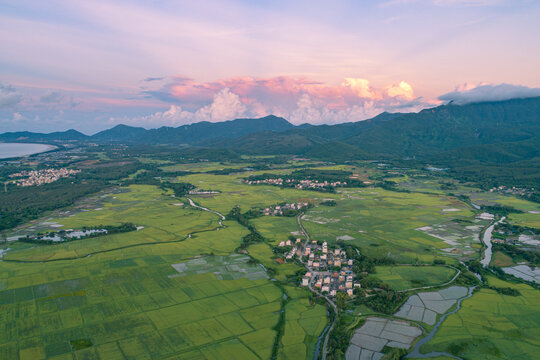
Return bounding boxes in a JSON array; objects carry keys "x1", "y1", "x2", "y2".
[{"x1": 1, "y1": 97, "x2": 539, "y2": 166}]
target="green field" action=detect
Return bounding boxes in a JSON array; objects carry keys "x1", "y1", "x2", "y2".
[
  {"x1": 420, "y1": 277, "x2": 540, "y2": 359},
  {"x1": 301, "y1": 188, "x2": 476, "y2": 263},
  {"x1": 3, "y1": 163, "x2": 539, "y2": 359},
  {"x1": 507, "y1": 212, "x2": 540, "y2": 229},
  {"x1": 0, "y1": 184, "x2": 294, "y2": 359},
  {"x1": 279, "y1": 286, "x2": 328, "y2": 360},
  {"x1": 371, "y1": 265, "x2": 457, "y2": 291}
]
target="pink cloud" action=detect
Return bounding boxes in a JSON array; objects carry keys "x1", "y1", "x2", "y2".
[
  {"x1": 151, "y1": 75, "x2": 421, "y2": 114},
  {"x1": 136, "y1": 75, "x2": 433, "y2": 125}
]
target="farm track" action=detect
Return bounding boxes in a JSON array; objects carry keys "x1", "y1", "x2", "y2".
[{"x1": 2, "y1": 197, "x2": 227, "y2": 264}]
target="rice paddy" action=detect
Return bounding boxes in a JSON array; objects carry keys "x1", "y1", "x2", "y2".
[
  {"x1": 420, "y1": 277, "x2": 540, "y2": 359},
  {"x1": 371, "y1": 265, "x2": 458, "y2": 291},
  {"x1": 300, "y1": 188, "x2": 477, "y2": 263},
  {"x1": 3, "y1": 163, "x2": 539, "y2": 359}
]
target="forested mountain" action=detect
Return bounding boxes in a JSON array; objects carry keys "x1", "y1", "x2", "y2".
[
  {"x1": 220, "y1": 97, "x2": 540, "y2": 161},
  {"x1": 1, "y1": 97, "x2": 539, "y2": 165},
  {"x1": 0, "y1": 129, "x2": 88, "y2": 142}
]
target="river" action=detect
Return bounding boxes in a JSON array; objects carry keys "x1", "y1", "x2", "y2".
[
  {"x1": 407, "y1": 217, "x2": 503, "y2": 358},
  {"x1": 0, "y1": 143, "x2": 56, "y2": 159},
  {"x1": 480, "y1": 216, "x2": 505, "y2": 267}
]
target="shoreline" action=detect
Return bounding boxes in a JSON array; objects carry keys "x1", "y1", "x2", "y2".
[{"x1": 0, "y1": 142, "x2": 59, "y2": 160}]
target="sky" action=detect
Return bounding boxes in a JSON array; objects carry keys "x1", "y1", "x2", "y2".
[{"x1": 1, "y1": 0, "x2": 540, "y2": 134}]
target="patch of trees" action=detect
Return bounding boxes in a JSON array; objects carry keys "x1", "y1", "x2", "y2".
[
  {"x1": 326, "y1": 311, "x2": 355, "y2": 360},
  {"x1": 377, "y1": 181, "x2": 411, "y2": 193},
  {"x1": 484, "y1": 285, "x2": 521, "y2": 296},
  {"x1": 0, "y1": 178, "x2": 107, "y2": 231},
  {"x1": 481, "y1": 205, "x2": 523, "y2": 216},
  {"x1": 227, "y1": 206, "x2": 265, "y2": 249},
  {"x1": 162, "y1": 181, "x2": 195, "y2": 197},
  {"x1": 19, "y1": 222, "x2": 137, "y2": 245},
  {"x1": 495, "y1": 222, "x2": 540, "y2": 236},
  {"x1": 493, "y1": 243, "x2": 540, "y2": 265},
  {"x1": 321, "y1": 200, "x2": 337, "y2": 206},
  {"x1": 359, "y1": 289, "x2": 405, "y2": 314}
]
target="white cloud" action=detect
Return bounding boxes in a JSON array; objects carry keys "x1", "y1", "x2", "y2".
[
  {"x1": 439, "y1": 83, "x2": 540, "y2": 105},
  {"x1": 13, "y1": 112, "x2": 23, "y2": 121},
  {"x1": 288, "y1": 94, "x2": 426, "y2": 125},
  {"x1": 40, "y1": 90, "x2": 64, "y2": 103},
  {"x1": 108, "y1": 87, "x2": 248, "y2": 127},
  {"x1": 0, "y1": 83, "x2": 22, "y2": 108}
]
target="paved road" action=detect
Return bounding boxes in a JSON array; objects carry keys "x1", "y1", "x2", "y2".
[
  {"x1": 186, "y1": 197, "x2": 226, "y2": 226},
  {"x1": 297, "y1": 214, "x2": 338, "y2": 360}
]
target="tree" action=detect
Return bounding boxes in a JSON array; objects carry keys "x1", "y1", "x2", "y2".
[{"x1": 336, "y1": 292, "x2": 348, "y2": 309}]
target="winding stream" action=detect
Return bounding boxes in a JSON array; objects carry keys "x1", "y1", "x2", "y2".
[
  {"x1": 480, "y1": 216, "x2": 505, "y2": 267},
  {"x1": 407, "y1": 216, "x2": 504, "y2": 358},
  {"x1": 406, "y1": 287, "x2": 476, "y2": 359}
]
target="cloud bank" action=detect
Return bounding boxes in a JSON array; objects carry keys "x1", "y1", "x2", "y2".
[
  {"x1": 0, "y1": 83, "x2": 22, "y2": 108},
  {"x1": 124, "y1": 75, "x2": 430, "y2": 127},
  {"x1": 439, "y1": 83, "x2": 540, "y2": 105}
]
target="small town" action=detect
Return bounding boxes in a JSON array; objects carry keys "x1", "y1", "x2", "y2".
[
  {"x1": 262, "y1": 202, "x2": 310, "y2": 216},
  {"x1": 8, "y1": 168, "x2": 81, "y2": 187},
  {"x1": 278, "y1": 239, "x2": 360, "y2": 297}
]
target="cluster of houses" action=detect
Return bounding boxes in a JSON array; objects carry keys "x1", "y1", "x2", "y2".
[
  {"x1": 293, "y1": 179, "x2": 347, "y2": 190},
  {"x1": 278, "y1": 238, "x2": 303, "y2": 259},
  {"x1": 246, "y1": 178, "x2": 284, "y2": 186},
  {"x1": 8, "y1": 168, "x2": 81, "y2": 187},
  {"x1": 300, "y1": 241, "x2": 360, "y2": 297},
  {"x1": 263, "y1": 203, "x2": 309, "y2": 216},
  {"x1": 489, "y1": 185, "x2": 536, "y2": 198},
  {"x1": 245, "y1": 177, "x2": 347, "y2": 191}
]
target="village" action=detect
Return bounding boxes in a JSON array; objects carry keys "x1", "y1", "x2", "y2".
[
  {"x1": 278, "y1": 239, "x2": 360, "y2": 297},
  {"x1": 262, "y1": 202, "x2": 310, "y2": 216},
  {"x1": 8, "y1": 168, "x2": 81, "y2": 187},
  {"x1": 245, "y1": 177, "x2": 347, "y2": 191},
  {"x1": 489, "y1": 185, "x2": 536, "y2": 198}
]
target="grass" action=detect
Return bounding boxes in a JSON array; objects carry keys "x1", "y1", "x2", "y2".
[
  {"x1": 278, "y1": 286, "x2": 328, "y2": 360},
  {"x1": 420, "y1": 277, "x2": 540, "y2": 359},
  {"x1": 371, "y1": 265, "x2": 457, "y2": 290},
  {"x1": 301, "y1": 187, "x2": 475, "y2": 263},
  {"x1": 491, "y1": 251, "x2": 516, "y2": 267},
  {"x1": 247, "y1": 243, "x2": 302, "y2": 282},
  {"x1": 508, "y1": 212, "x2": 540, "y2": 229},
  {"x1": 0, "y1": 184, "x2": 288, "y2": 359},
  {"x1": 5, "y1": 165, "x2": 535, "y2": 359}
]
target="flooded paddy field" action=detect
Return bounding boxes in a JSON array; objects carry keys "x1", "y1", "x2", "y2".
[
  {"x1": 394, "y1": 286, "x2": 469, "y2": 325},
  {"x1": 346, "y1": 317, "x2": 422, "y2": 360}
]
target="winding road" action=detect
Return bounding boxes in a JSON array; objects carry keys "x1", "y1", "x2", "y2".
[
  {"x1": 297, "y1": 214, "x2": 338, "y2": 360},
  {"x1": 186, "y1": 197, "x2": 226, "y2": 225}
]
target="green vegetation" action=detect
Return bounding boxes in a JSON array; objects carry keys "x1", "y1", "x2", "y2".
[
  {"x1": 371, "y1": 265, "x2": 457, "y2": 291},
  {"x1": 1, "y1": 146, "x2": 539, "y2": 360},
  {"x1": 421, "y1": 277, "x2": 540, "y2": 359},
  {"x1": 301, "y1": 188, "x2": 475, "y2": 263}
]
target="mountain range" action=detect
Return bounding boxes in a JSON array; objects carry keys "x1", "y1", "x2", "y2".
[{"x1": 1, "y1": 97, "x2": 539, "y2": 166}]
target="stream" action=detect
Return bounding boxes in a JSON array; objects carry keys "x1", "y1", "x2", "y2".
[
  {"x1": 480, "y1": 216, "x2": 505, "y2": 267},
  {"x1": 406, "y1": 286, "x2": 476, "y2": 359},
  {"x1": 407, "y1": 217, "x2": 503, "y2": 358}
]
